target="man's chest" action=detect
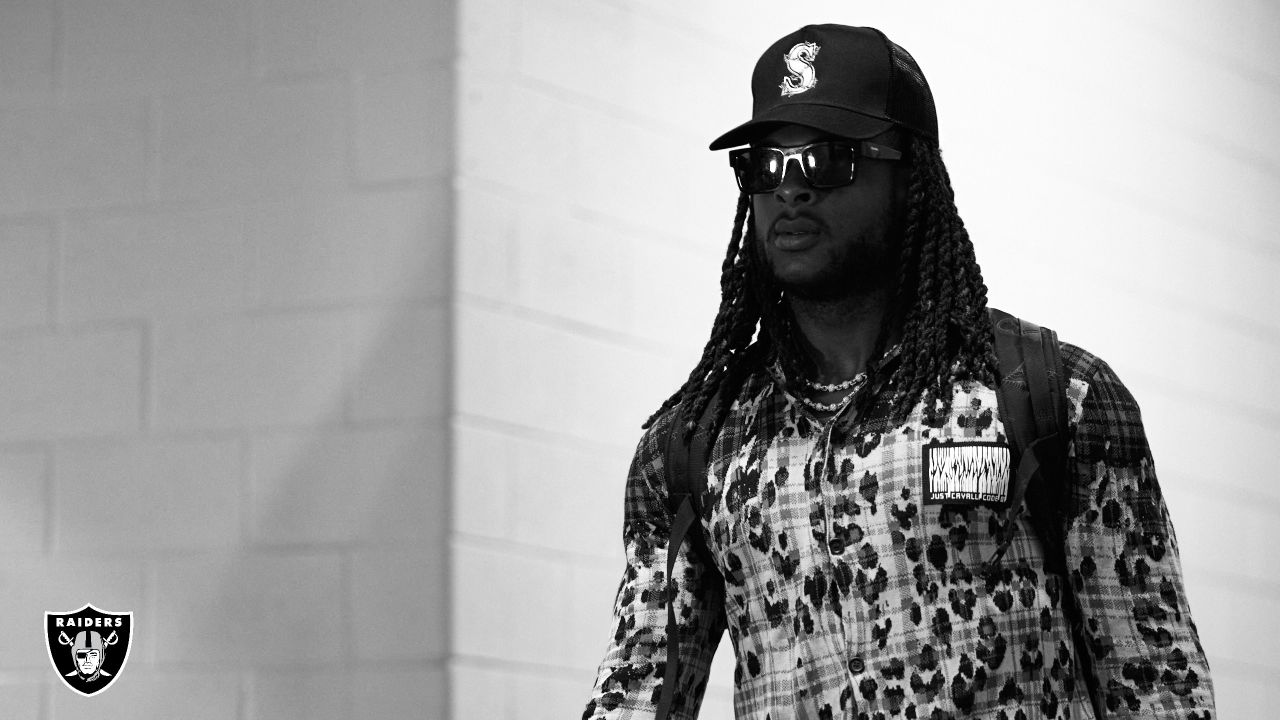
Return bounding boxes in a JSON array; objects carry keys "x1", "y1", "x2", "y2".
[{"x1": 704, "y1": 382, "x2": 1026, "y2": 611}]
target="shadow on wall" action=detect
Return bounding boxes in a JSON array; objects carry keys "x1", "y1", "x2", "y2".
[{"x1": 38, "y1": 259, "x2": 450, "y2": 715}]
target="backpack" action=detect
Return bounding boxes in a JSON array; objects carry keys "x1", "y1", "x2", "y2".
[{"x1": 654, "y1": 308, "x2": 1097, "y2": 720}]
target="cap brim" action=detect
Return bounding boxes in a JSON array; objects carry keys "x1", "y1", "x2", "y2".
[{"x1": 708, "y1": 104, "x2": 895, "y2": 150}]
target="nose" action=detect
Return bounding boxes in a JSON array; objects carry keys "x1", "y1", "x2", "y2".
[{"x1": 772, "y1": 158, "x2": 814, "y2": 206}]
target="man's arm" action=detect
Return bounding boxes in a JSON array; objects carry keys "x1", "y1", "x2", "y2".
[
  {"x1": 583, "y1": 411, "x2": 727, "y2": 720},
  {"x1": 1065, "y1": 357, "x2": 1216, "y2": 718}
]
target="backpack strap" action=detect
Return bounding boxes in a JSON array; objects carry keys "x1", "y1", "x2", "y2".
[
  {"x1": 988, "y1": 307, "x2": 1068, "y2": 570},
  {"x1": 655, "y1": 389, "x2": 725, "y2": 720},
  {"x1": 1018, "y1": 314, "x2": 1069, "y2": 572},
  {"x1": 988, "y1": 308, "x2": 1101, "y2": 717}
]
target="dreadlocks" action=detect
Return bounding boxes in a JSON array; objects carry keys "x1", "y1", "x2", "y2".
[{"x1": 643, "y1": 132, "x2": 998, "y2": 438}]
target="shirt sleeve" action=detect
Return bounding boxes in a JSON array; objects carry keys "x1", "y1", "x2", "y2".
[
  {"x1": 582, "y1": 410, "x2": 728, "y2": 720},
  {"x1": 1065, "y1": 358, "x2": 1216, "y2": 718}
]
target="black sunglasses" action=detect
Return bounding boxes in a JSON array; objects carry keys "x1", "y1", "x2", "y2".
[{"x1": 728, "y1": 140, "x2": 902, "y2": 194}]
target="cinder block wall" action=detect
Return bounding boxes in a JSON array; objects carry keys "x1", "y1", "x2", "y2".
[
  {"x1": 0, "y1": 1, "x2": 454, "y2": 718},
  {"x1": 452, "y1": 2, "x2": 1279, "y2": 719},
  {"x1": 0, "y1": 1, "x2": 1275, "y2": 718}
]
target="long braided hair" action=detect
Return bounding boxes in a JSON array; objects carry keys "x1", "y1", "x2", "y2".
[{"x1": 644, "y1": 132, "x2": 998, "y2": 438}]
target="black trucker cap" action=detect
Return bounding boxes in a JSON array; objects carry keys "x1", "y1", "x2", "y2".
[{"x1": 709, "y1": 24, "x2": 938, "y2": 150}]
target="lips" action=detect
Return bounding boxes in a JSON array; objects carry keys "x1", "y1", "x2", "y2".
[
  {"x1": 775, "y1": 217, "x2": 821, "y2": 234},
  {"x1": 772, "y1": 216, "x2": 822, "y2": 250}
]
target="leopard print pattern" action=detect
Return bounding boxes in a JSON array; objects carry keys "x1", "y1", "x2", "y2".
[{"x1": 584, "y1": 342, "x2": 1215, "y2": 719}]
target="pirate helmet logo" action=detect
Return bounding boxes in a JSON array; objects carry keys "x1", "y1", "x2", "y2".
[{"x1": 45, "y1": 605, "x2": 133, "y2": 697}]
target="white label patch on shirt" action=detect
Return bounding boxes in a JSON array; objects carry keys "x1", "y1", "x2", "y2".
[{"x1": 922, "y1": 442, "x2": 1011, "y2": 506}]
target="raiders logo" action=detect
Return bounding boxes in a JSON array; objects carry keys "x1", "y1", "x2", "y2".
[{"x1": 45, "y1": 604, "x2": 133, "y2": 697}]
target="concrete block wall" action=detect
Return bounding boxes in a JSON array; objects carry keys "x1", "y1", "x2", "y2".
[
  {"x1": 0, "y1": 1, "x2": 454, "y2": 718},
  {"x1": 0, "y1": 0, "x2": 1275, "y2": 718},
  {"x1": 453, "y1": 1, "x2": 1279, "y2": 718}
]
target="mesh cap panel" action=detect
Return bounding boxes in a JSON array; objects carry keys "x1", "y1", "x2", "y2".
[{"x1": 887, "y1": 41, "x2": 938, "y2": 141}]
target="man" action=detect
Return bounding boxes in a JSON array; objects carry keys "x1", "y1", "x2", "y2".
[
  {"x1": 583, "y1": 24, "x2": 1214, "y2": 720},
  {"x1": 68, "y1": 630, "x2": 110, "y2": 681}
]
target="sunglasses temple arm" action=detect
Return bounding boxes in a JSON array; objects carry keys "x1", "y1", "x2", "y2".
[{"x1": 860, "y1": 141, "x2": 902, "y2": 161}]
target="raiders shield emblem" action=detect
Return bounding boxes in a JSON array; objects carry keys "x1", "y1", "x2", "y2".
[{"x1": 45, "y1": 604, "x2": 133, "y2": 697}]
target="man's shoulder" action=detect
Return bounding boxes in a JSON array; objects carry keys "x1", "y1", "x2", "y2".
[
  {"x1": 991, "y1": 309, "x2": 1114, "y2": 391},
  {"x1": 1052, "y1": 334, "x2": 1149, "y2": 453},
  {"x1": 996, "y1": 311, "x2": 1139, "y2": 427},
  {"x1": 633, "y1": 403, "x2": 680, "y2": 466},
  {"x1": 1058, "y1": 338, "x2": 1103, "y2": 386},
  {"x1": 1056, "y1": 337, "x2": 1130, "y2": 395},
  {"x1": 636, "y1": 363, "x2": 777, "y2": 470}
]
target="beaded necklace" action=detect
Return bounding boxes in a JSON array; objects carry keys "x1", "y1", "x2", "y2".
[
  {"x1": 770, "y1": 343, "x2": 901, "y2": 415},
  {"x1": 797, "y1": 372, "x2": 867, "y2": 413}
]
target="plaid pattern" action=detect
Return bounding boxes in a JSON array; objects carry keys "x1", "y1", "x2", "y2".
[{"x1": 584, "y1": 342, "x2": 1215, "y2": 719}]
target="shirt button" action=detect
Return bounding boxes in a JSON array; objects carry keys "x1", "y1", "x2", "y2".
[
  {"x1": 828, "y1": 537, "x2": 845, "y2": 554},
  {"x1": 848, "y1": 657, "x2": 865, "y2": 674}
]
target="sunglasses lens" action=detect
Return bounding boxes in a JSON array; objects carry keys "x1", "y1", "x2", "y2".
[
  {"x1": 732, "y1": 149, "x2": 785, "y2": 193},
  {"x1": 731, "y1": 143, "x2": 858, "y2": 192},
  {"x1": 803, "y1": 143, "x2": 856, "y2": 187}
]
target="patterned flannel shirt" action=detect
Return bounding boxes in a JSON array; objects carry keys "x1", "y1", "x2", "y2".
[{"x1": 583, "y1": 341, "x2": 1215, "y2": 719}]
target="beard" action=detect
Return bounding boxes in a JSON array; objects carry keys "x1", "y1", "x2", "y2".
[{"x1": 756, "y1": 209, "x2": 901, "y2": 304}]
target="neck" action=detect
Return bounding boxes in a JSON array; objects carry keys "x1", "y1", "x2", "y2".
[{"x1": 788, "y1": 287, "x2": 901, "y2": 383}]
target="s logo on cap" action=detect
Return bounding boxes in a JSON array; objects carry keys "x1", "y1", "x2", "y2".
[{"x1": 780, "y1": 42, "x2": 820, "y2": 96}]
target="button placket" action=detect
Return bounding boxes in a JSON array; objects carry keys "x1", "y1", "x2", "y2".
[
  {"x1": 829, "y1": 414, "x2": 876, "y2": 703},
  {"x1": 817, "y1": 399, "x2": 860, "y2": 559},
  {"x1": 819, "y1": 424, "x2": 843, "y2": 558}
]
